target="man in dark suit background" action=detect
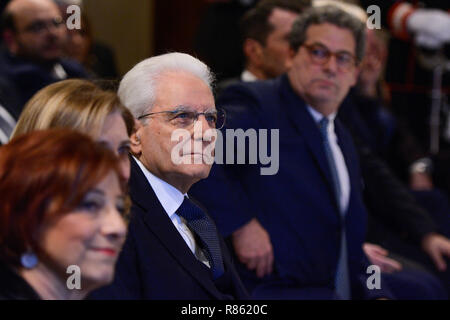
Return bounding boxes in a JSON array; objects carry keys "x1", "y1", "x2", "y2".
[
  {"x1": 216, "y1": 0, "x2": 306, "y2": 97},
  {"x1": 0, "y1": 0, "x2": 87, "y2": 115},
  {"x1": 90, "y1": 52, "x2": 248, "y2": 300},
  {"x1": 191, "y1": 6, "x2": 446, "y2": 299}
]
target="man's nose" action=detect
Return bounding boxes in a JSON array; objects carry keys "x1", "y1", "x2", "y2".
[
  {"x1": 101, "y1": 205, "x2": 127, "y2": 241},
  {"x1": 46, "y1": 22, "x2": 63, "y2": 37},
  {"x1": 193, "y1": 115, "x2": 212, "y2": 139},
  {"x1": 323, "y1": 55, "x2": 338, "y2": 73}
]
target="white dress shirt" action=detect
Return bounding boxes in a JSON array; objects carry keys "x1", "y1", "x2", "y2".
[
  {"x1": 241, "y1": 69, "x2": 258, "y2": 82},
  {"x1": 0, "y1": 104, "x2": 16, "y2": 144},
  {"x1": 133, "y1": 157, "x2": 210, "y2": 267},
  {"x1": 306, "y1": 106, "x2": 350, "y2": 213},
  {"x1": 52, "y1": 63, "x2": 68, "y2": 80}
]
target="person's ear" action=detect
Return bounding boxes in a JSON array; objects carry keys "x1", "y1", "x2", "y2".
[
  {"x1": 285, "y1": 47, "x2": 296, "y2": 70},
  {"x1": 130, "y1": 119, "x2": 143, "y2": 156},
  {"x1": 243, "y1": 38, "x2": 264, "y2": 67},
  {"x1": 3, "y1": 30, "x2": 18, "y2": 54},
  {"x1": 350, "y1": 64, "x2": 360, "y2": 87}
]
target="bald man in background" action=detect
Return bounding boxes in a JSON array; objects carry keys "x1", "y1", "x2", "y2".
[{"x1": 0, "y1": 0, "x2": 86, "y2": 115}]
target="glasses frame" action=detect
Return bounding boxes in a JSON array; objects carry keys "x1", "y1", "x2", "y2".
[
  {"x1": 301, "y1": 43, "x2": 358, "y2": 72},
  {"x1": 22, "y1": 17, "x2": 65, "y2": 34},
  {"x1": 137, "y1": 107, "x2": 226, "y2": 129}
]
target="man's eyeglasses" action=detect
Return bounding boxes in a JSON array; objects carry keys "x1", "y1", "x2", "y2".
[
  {"x1": 301, "y1": 43, "x2": 357, "y2": 72},
  {"x1": 22, "y1": 17, "x2": 64, "y2": 34},
  {"x1": 137, "y1": 107, "x2": 226, "y2": 129}
]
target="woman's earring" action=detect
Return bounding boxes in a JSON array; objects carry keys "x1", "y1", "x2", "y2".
[{"x1": 20, "y1": 251, "x2": 38, "y2": 269}]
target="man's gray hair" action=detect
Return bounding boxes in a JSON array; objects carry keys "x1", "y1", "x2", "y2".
[
  {"x1": 289, "y1": 5, "x2": 366, "y2": 62},
  {"x1": 118, "y1": 52, "x2": 215, "y2": 120}
]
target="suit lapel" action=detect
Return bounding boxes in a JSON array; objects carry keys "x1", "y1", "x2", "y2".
[
  {"x1": 128, "y1": 158, "x2": 223, "y2": 299},
  {"x1": 278, "y1": 76, "x2": 339, "y2": 211}
]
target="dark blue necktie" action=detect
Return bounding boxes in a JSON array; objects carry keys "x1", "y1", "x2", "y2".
[
  {"x1": 319, "y1": 118, "x2": 351, "y2": 300},
  {"x1": 177, "y1": 196, "x2": 225, "y2": 279}
]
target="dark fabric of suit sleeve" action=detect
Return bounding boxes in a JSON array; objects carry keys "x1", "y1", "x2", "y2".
[
  {"x1": 385, "y1": 117, "x2": 428, "y2": 177},
  {"x1": 348, "y1": 92, "x2": 428, "y2": 178},
  {"x1": 356, "y1": 135, "x2": 437, "y2": 244},
  {"x1": 337, "y1": 97, "x2": 437, "y2": 244},
  {"x1": 190, "y1": 84, "x2": 265, "y2": 236},
  {"x1": 191, "y1": 164, "x2": 255, "y2": 236}
]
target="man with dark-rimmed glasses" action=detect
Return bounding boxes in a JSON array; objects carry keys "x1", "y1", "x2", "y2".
[
  {"x1": 0, "y1": 0, "x2": 86, "y2": 115},
  {"x1": 191, "y1": 5, "x2": 402, "y2": 300}
]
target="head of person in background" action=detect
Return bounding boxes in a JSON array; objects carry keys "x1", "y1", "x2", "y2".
[
  {"x1": 0, "y1": 129, "x2": 127, "y2": 300},
  {"x1": 11, "y1": 79, "x2": 134, "y2": 181},
  {"x1": 357, "y1": 28, "x2": 389, "y2": 101},
  {"x1": 286, "y1": 5, "x2": 365, "y2": 116},
  {"x1": 239, "y1": 0, "x2": 310, "y2": 80},
  {"x1": 54, "y1": 0, "x2": 89, "y2": 64},
  {"x1": 1, "y1": 0, "x2": 68, "y2": 64},
  {"x1": 64, "y1": 11, "x2": 91, "y2": 69},
  {"x1": 55, "y1": 0, "x2": 117, "y2": 79},
  {"x1": 119, "y1": 52, "x2": 223, "y2": 194}
]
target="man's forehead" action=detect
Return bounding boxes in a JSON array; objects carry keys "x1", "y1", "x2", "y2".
[
  {"x1": 9, "y1": 0, "x2": 61, "y2": 24},
  {"x1": 152, "y1": 71, "x2": 214, "y2": 109},
  {"x1": 156, "y1": 71, "x2": 212, "y2": 93},
  {"x1": 304, "y1": 23, "x2": 356, "y2": 53}
]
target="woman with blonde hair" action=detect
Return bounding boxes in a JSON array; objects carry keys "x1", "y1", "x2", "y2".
[{"x1": 11, "y1": 79, "x2": 134, "y2": 181}]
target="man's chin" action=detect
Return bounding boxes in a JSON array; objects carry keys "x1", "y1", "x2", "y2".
[
  {"x1": 180, "y1": 153, "x2": 214, "y2": 165},
  {"x1": 40, "y1": 49, "x2": 63, "y2": 63},
  {"x1": 29, "y1": 55, "x2": 61, "y2": 66},
  {"x1": 43, "y1": 55, "x2": 61, "y2": 64},
  {"x1": 184, "y1": 164, "x2": 212, "y2": 181}
]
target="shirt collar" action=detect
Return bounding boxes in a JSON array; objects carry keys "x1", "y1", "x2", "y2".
[
  {"x1": 306, "y1": 105, "x2": 336, "y2": 124},
  {"x1": 306, "y1": 105, "x2": 337, "y2": 135},
  {"x1": 133, "y1": 156, "x2": 186, "y2": 218},
  {"x1": 241, "y1": 69, "x2": 258, "y2": 82}
]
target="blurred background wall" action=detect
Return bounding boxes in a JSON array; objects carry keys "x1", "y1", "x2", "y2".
[
  {"x1": 84, "y1": 0, "x2": 154, "y2": 76},
  {"x1": 79, "y1": 0, "x2": 251, "y2": 79}
]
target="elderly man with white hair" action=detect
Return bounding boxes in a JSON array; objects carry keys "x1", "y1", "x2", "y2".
[{"x1": 90, "y1": 52, "x2": 248, "y2": 300}]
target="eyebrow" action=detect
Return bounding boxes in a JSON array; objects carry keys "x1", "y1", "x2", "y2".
[
  {"x1": 307, "y1": 42, "x2": 354, "y2": 55},
  {"x1": 120, "y1": 140, "x2": 131, "y2": 147},
  {"x1": 116, "y1": 194, "x2": 126, "y2": 202},
  {"x1": 171, "y1": 105, "x2": 191, "y2": 112},
  {"x1": 86, "y1": 189, "x2": 105, "y2": 197},
  {"x1": 171, "y1": 105, "x2": 216, "y2": 113},
  {"x1": 98, "y1": 140, "x2": 111, "y2": 148},
  {"x1": 84, "y1": 189, "x2": 126, "y2": 208}
]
